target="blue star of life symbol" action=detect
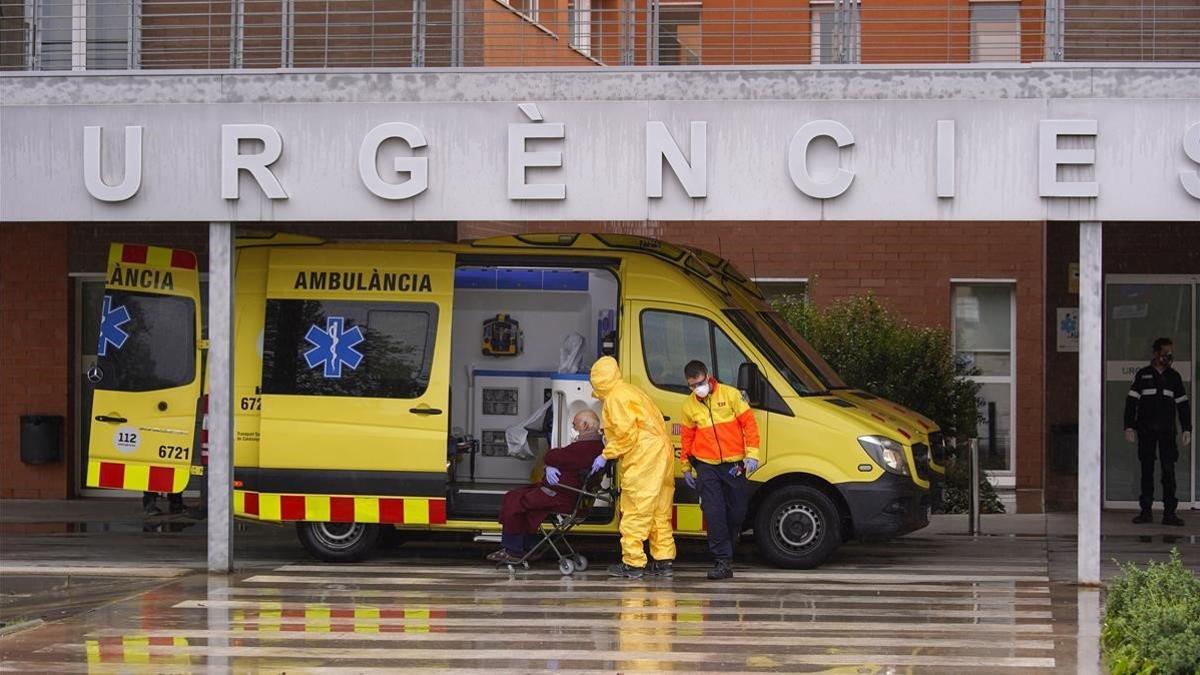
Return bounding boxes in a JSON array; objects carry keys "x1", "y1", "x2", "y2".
[
  {"x1": 1061, "y1": 313, "x2": 1078, "y2": 337},
  {"x1": 304, "y1": 317, "x2": 365, "y2": 378},
  {"x1": 97, "y1": 295, "x2": 131, "y2": 357}
]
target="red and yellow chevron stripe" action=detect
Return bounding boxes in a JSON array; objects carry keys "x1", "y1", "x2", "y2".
[
  {"x1": 86, "y1": 459, "x2": 189, "y2": 493},
  {"x1": 114, "y1": 243, "x2": 197, "y2": 269},
  {"x1": 234, "y1": 490, "x2": 448, "y2": 525}
]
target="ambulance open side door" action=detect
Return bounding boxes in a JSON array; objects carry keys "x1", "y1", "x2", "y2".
[
  {"x1": 253, "y1": 249, "x2": 454, "y2": 520},
  {"x1": 87, "y1": 244, "x2": 202, "y2": 494}
]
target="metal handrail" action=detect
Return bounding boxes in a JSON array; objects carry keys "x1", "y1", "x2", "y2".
[{"x1": 1, "y1": 1, "x2": 1197, "y2": 72}]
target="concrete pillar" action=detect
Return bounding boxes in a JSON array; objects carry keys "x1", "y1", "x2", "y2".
[
  {"x1": 1077, "y1": 221, "x2": 1102, "y2": 585},
  {"x1": 207, "y1": 222, "x2": 234, "y2": 574}
]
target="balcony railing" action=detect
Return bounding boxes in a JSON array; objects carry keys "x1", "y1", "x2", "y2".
[{"x1": 1, "y1": 1, "x2": 1197, "y2": 72}]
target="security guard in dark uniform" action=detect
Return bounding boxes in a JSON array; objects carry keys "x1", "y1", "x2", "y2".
[{"x1": 1123, "y1": 337, "x2": 1192, "y2": 526}]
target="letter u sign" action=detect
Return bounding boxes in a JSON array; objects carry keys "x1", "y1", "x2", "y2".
[{"x1": 84, "y1": 126, "x2": 143, "y2": 202}]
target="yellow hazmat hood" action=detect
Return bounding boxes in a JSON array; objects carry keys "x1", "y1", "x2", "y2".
[{"x1": 589, "y1": 356, "x2": 623, "y2": 399}]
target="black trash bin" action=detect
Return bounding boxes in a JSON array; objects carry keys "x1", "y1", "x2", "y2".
[{"x1": 20, "y1": 415, "x2": 63, "y2": 465}]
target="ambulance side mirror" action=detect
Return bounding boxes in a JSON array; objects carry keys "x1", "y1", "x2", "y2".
[{"x1": 737, "y1": 362, "x2": 763, "y2": 408}]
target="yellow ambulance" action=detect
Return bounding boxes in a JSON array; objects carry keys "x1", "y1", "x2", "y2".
[{"x1": 86, "y1": 233, "x2": 933, "y2": 568}]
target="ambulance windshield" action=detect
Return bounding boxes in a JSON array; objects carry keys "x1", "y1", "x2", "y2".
[
  {"x1": 757, "y1": 311, "x2": 848, "y2": 389},
  {"x1": 722, "y1": 309, "x2": 826, "y2": 396}
]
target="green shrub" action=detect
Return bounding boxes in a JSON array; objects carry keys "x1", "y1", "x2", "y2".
[
  {"x1": 1102, "y1": 550, "x2": 1200, "y2": 675},
  {"x1": 938, "y1": 451, "x2": 1006, "y2": 515},
  {"x1": 772, "y1": 292, "x2": 1003, "y2": 514}
]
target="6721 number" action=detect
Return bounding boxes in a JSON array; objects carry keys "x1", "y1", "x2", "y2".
[{"x1": 159, "y1": 445, "x2": 190, "y2": 460}]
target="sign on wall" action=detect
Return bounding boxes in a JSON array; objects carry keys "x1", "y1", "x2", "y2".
[
  {"x1": 1057, "y1": 308, "x2": 1080, "y2": 352},
  {"x1": 2, "y1": 80, "x2": 1199, "y2": 222}
]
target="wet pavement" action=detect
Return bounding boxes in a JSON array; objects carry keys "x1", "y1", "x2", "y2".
[
  {"x1": 0, "y1": 501, "x2": 1196, "y2": 672},
  {"x1": 3, "y1": 540, "x2": 1064, "y2": 673}
]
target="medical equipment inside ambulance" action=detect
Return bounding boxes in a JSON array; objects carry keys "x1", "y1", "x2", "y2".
[
  {"x1": 446, "y1": 266, "x2": 618, "y2": 519},
  {"x1": 481, "y1": 313, "x2": 523, "y2": 356}
]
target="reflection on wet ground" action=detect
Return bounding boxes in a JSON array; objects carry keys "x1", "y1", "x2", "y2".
[
  {"x1": 2, "y1": 508, "x2": 1196, "y2": 672},
  {"x1": 2, "y1": 535, "x2": 1077, "y2": 673}
]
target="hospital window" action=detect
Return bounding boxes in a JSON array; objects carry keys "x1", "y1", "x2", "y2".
[
  {"x1": 754, "y1": 278, "x2": 809, "y2": 303},
  {"x1": 503, "y1": 0, "x2": 539, "y2": 23},
  {"x1": 952, "y1": 282, "x2": 1016, "y2": 472},
  {"x1": 261, "y1": 299, "x2": 439, "y2": 400},
  {"x1": 970, "y1": 3, "x2": 1021, "y2": 63},
  {"x1": 567, "y1": 0, "x2": 591, "y2": 55},
  {"x1": 810, "y1": 1, "x2": 860, "y2": 65},
  {"x1": 641, "y1": 310, "x2": 751, "y2": 392},
  {"x1": 657, "y1": 2, "x2": 701, "y2": 66},
  {"x1": 32, "y1": 0, "x2": 134, "y2": 70}
]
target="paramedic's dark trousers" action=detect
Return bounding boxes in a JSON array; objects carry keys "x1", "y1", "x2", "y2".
[
  {"x1": 1138, "y1": 431, "x2": 1178, "y2": 515},
  {"x1": 695, "y1": 461, "x2": 749, "y2": 562}
]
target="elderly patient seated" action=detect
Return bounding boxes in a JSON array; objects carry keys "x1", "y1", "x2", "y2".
[{"x1": 487, "y1": 410, "x2": 604, "y2": 564}]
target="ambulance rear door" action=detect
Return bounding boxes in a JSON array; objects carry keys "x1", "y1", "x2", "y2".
[
  {"x1": 87, "y1": 244, "x2": 202, "y2": 494},
  {"x1": 255, "y1": 248, "x2": 453, "y2": 523}
]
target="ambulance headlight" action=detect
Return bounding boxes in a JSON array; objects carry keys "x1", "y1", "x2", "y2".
[{"x1": 857, "y1": 436, "x2": 910, "y2": 476}]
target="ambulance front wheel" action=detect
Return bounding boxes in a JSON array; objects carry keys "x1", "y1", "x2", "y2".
[
  {"x1": 297, "y1": 522, "x2": 381, "y2": 563},
  {"x1": 753, "y1": 484, "x2": 841, "y2": 569}
]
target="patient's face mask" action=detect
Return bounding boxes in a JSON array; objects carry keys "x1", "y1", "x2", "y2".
[{"x1": 568, "y1": 427, "x2": 580, "y2": 442}]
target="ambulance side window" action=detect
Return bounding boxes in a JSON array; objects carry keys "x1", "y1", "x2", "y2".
[
  {"x1": 640, "y1": 309, "x2": 790, "y2": 414},
  {"x1": 261, "y1": 299, "x2": 438, "y2": 399}
]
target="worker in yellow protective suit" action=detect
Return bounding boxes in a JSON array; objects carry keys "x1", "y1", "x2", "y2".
[{"x1": 588, "y1": 356, "x2": 677, "y2": 578}]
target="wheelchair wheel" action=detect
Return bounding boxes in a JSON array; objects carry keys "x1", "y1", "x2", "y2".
[
  {"x1": 574, "y1": 554, "x2": 589, "y2": 572},
  {"x1": 558, "y1": 558, "x2": 576, "y2": 576}
]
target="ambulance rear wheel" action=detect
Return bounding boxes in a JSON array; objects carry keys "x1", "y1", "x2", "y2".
[
  {"x1": 297, "y1": 522, "x2": 381, "y2": 563},
  {"x1": 754, "y1": 484, "x2": 841, "y2": 569}
]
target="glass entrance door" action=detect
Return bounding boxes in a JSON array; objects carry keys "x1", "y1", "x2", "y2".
[{"x1": 1103, "y1": 277, "x2": 1197, "y2": 508}]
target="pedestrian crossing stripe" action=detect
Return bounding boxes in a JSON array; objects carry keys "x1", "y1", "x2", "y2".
[
  {"x1": 233, "y1": 490, "x2": 448, "y2": 524},
  {"x1": 86, "y1": 459, "x2": 188, "y2": 494},
  {"x1": 85, "y1": 636, "x2": 189, "y2": 665}
]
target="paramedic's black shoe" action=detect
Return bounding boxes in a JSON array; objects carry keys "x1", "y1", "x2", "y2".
[
  {"x1": 1163, "y1": 513, "x2": 1185, "y2": 527},
  {"x1": 607, "y1": 563, "x2": 645, "y2": 579},
  {"x1": 1132, "y1": 510, "x2": 1153, "y2": 524},
  {"x1": 706, "y1": 560, "x2": 734, "y2": 580},
  {"x1": 143, "y1": 504, "x2": 163, "y2": 517},
  {"x1": 648, "y1": 560, "x2": 674, "y2": 578}
]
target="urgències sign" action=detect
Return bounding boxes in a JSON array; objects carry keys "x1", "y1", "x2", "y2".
[{"x1": 2, "y1": 100, "x2": 1199, "y2": 221}]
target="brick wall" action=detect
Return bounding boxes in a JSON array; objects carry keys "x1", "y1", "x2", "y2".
[
  {"x1": 462, "y1": 220, "x2": 1048, "y2": 497},
  {"x1": 1064, "y1": 0, "x2": 1200, "y2": 62},
  {"x1": 0, "y1": 224, "x2": 70, "y2": 499}
]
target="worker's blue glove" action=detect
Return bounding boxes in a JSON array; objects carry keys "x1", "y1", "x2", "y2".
[
  {"x1": 683, "y1": 470, "x2": 697, "y2": 490},
  {"x1": 589, "y1": 454, "x2": 607, "y2": 475},
  {"x1": 744, "y1": 457, "x2": 760, "y2": 474},
  {"x1": 544, "y1": 466, "x2": 562, "y2": 486}
]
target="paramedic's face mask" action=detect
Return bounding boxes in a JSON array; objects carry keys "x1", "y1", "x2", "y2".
[{"x1": 688, "y1": 375, "x2": 711, "y2": 399}]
